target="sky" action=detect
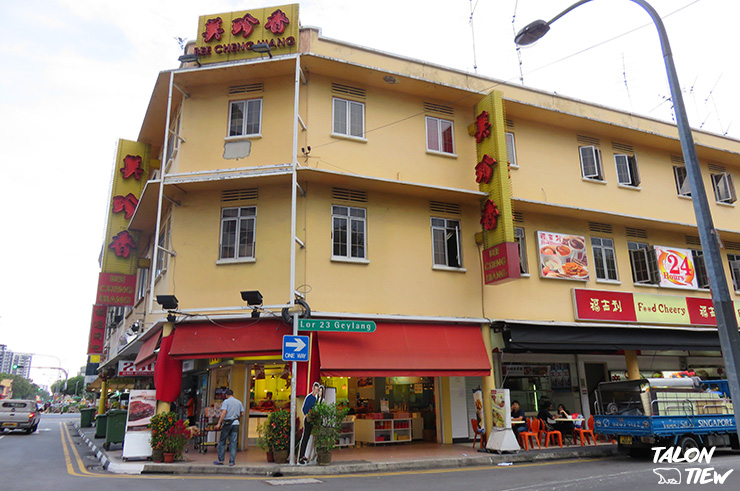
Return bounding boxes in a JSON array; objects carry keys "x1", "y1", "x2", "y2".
[{"x1": 0, "y1": 0, "x2": 736, "y2": 389}]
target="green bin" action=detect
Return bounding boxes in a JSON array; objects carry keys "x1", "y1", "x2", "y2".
[
  {"x1": 80, "y1": 407, "x2": 95, "y2": 428},
  {"x1": 104, "y1": 409, "x2": 128, "y2": 450},
  {"x1": 94, "y1": 413, "x2": 108, "y2": 439}
]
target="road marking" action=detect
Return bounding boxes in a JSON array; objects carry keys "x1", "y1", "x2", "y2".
[{"x1": 265, "y1": 478, "x2": 323, "y2": 486}]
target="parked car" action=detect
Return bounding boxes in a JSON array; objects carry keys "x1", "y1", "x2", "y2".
[{"x1": 0, "y1": 400, "x2": 40, "y2": 434}]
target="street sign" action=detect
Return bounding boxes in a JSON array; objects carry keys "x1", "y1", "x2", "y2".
[
  {"x1": 298, "y1": 319, "x2": 376, "y2": 333},
  {"x1": 282, "y1": 335, "x2": 310, "y2": 362}
]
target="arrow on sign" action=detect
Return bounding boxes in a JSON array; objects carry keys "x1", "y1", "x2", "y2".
[{"x1": 285, "y1": 337, "x2": 306, "y2": 352}]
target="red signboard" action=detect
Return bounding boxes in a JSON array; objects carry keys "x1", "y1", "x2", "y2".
[
  {"x1": 118, "y1": 360, "x2": 155, "y2": 377},
  {"x1": 482, "y1": 242, "x2": 521, "y2": 284},
  {"x1": 88, "y1": 304, "x2": 107, "y2": 355},
  {"x1": 96, "y1": 272, "x2": 136, "y2": 306},
  {"x1": 573, "y1": 289, "x2": 638, "y2": 322},
  {"x1": 686, "y1": 297, "x2": 718, "y2": 326}
]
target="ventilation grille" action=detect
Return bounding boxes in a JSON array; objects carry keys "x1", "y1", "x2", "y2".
[
  {"x1": 423, "y1": 102, "x2": 454, "y2": 116},
  {"x1": 724, "y1": 240, "x2": 740, "y2": 251},
  {"x1": 625, "y1": 227, "x2": 649, "y2": 239},
  {"x1": 430, "y1": 201, "x2": 461, "y2": 215},
  {"x1": 228, "y1": 82, "x2": 264, "y2": 95},
  {"x1": 332, "y1": 187, "x2": 368, "y2": 203},
  {"x1": 685, "y1": 235, "x2": 702, "y2": 246},
  {"x1": 589, "y1": 222, "x2": 613, "y2": 234},
  {"x1": 612, "y1": 142, "x2": 634, "y2": 154},
  {"x1": 671, "y1": 155, "x2": 685, "y2": 164},
  {"x1": 505, "y1": 118, "x2": 515, "y2": 129},
  {"x1": 512, "y1": 211, "x2": 524, "y2": 223},
  {"x1": 577, "y1": 135, "x2": 600, "y2": 146},
  {"x1": 708, "y1": 163, "x2": 726, "y2": 174},
  {"x1": 332, "y1": 83, "x2": 366, "y2": 99},
  {"x1": 221, "y1": 188, "x2": 258, "y2": 202}
]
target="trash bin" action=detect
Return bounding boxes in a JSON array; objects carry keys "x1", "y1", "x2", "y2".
[
  {"x1": 80, "y1": 407, "x2": 95, "y2": 428},
  {"x1": 104, "y1": 409, "x2": 128, "y2": 451},
  {"x1": 94, "y1": 413, "x2": 108, "y2": 439}
]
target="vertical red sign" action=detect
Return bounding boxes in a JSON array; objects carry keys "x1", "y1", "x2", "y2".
[{"x1": 88, "y1": 305, "x2": 107, "y2": 355}]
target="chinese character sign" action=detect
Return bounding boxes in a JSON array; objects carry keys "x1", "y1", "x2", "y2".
[
  {"x1": 537, "y1": 231, "x2": 590, "y2": 281},
  {"x1": 88, "y1": 304, "x2": 107, "y2": 355},
  {"x1": 194, "y1": 4, "x2": 300, "y2": 64},
  {"x1": 654, "y1": 245, "x2": 698, "y2": 290}
]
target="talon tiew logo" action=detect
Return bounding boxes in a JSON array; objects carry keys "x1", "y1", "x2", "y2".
[{"x1": 652, "y1": 447, "x2": 733, "y2": 485}]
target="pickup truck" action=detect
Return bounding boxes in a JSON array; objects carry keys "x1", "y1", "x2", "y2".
[
  {"x1": 593, "y1": 377, "x2": 738, "y2": 457},
  {"x1": 0, "y1": 399, "x2": 40, "y2": 434}
]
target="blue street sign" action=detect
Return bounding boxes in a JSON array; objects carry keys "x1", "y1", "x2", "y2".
[{"x1": 282, "y1": 335, "x2": 309, "y2": 362}]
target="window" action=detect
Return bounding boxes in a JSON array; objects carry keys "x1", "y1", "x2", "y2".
[
  {"x1": 628, "y1": 241, "x2": 658, "y2": 284},
  {"x1": 219, "y1": 207, "x2": 256, "y2": 260},
  {"x1": 228, "y1": 99, "x2": 262, "y2": 137},
  {"x1": 136, "y1": 267, "x2": 149, "y2": 301},
  {"x1": 615, "y1": 154, "x2": 640, "y2": 187},
  {"x1": 155, "y1": 220, "x2": 170, "y2": 277},
  {"x1": 425, "y1": 116, "x2": 455, "y2": 154},
  {"x1": 674, "y1": 166, "x2": 691, "y2": 197},
  {"x1": 591, "y1": 237, "x2": 618, "y2": 281},
  {"x1": 514, "y1": 227, "x2": 528, "y2": 274},
  {"x1": 506, "y1": 132, "x2": 517, "y2": 167},
  {"x1": 332, "y1": 98, "x2": 364, "y2": 139},
  {"x1": 579, "y1": 145, "x2": 604, "y2": 180},
  {"x1": 729, "y1": 254, "x2": 740, "y2": 291},
  {"x1": 332, "y1": 205, "x2": 366, "y2": 259},
  {"x1": 431, "y1": 218, "x2": 462, "y2": 268},
  {"x1": 691, "y1": 249, "x2": 709, "y2": 289},
  {"x1": 711, "y1": 172, "x2": 737, "y2": 204}
]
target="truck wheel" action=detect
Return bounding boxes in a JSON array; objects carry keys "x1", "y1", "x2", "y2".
[{"x1": 678, "y1": 435, "x2": 701, "y2": 453}]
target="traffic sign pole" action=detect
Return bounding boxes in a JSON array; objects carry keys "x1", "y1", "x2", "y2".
[{"x1": 289, "y1": 313, "x2": 298, "y2": 465}]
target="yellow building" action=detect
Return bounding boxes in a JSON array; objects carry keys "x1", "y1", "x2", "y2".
[{"x1": 93, "y1": 5, "x2": 740, "y2": 448}]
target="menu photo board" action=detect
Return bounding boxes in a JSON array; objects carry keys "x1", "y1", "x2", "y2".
[
  {"x1": 122, "y1": 389, "x2": 156, "y2": 460},
  {"x1": 537, "y1": 231, "x2": 590, "y2": 281}
]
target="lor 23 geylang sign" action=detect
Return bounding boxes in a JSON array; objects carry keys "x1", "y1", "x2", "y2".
[{"x1": 193, "y1": 4, "x2": 300, "y2": 64}]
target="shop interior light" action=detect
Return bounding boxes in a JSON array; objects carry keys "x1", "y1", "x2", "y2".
[{"x1": 240, "y1": 290, "x2": 263, "y2": 305}]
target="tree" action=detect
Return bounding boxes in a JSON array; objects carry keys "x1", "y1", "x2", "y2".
[
  {"x1": 0, "y1": 373, "x2": 48, "y2": 400},
  {"x1": 51, "y1": 375, "x2": 86, "y2": 397}
]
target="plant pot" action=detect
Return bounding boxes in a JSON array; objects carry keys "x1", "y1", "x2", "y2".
[
  {"x1": 316, "y1": 450, "x2": 332, "y2": 466},
  {"x1": 163, "y1": 452, "x2": 175, "y2": 463},
  {"x1": 265, "y1": 450, "x2": 274, "y2": 462},
  {"x1": 151, "y1": 448, "x2": 164, "y2": 463},
  {"x1": 272, "y1": 448, "x2": 289, "y2": 463}
]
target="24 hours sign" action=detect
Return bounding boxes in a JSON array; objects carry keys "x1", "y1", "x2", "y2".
[{"x1": 654, "y1": 246, "x2": 698, "y2": 289}]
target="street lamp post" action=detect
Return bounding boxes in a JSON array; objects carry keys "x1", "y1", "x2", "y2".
[{"x1": 515, "y1": 0, "x2": 740, "y2": 441}]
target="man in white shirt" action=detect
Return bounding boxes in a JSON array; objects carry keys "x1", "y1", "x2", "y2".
[{"x1": 213, "y1": 389, "x2": 244, "y2": 466}]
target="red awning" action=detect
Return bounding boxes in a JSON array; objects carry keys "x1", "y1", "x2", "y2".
[
  {"x1": 134, "y1": 329, "x2": 161, "y2": 368},
  {"x1": 317, "y1": 323, "x2": 491, "y2": 377},
  {"x1": 169, "y1": 319, "x2": 291, "y2": 359}
]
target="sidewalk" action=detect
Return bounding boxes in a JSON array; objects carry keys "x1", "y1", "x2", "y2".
[{"x1": 74, "y1": 423, "x2": 618, "y2": 476}]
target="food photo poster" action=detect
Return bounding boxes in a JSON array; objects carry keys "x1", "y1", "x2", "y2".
[
  {"x1": 537, "y1": 231, "x2": 590, "y2": 281},
  {"x1": 126, "y1": 390, "x2": 157, "y2": 431}
]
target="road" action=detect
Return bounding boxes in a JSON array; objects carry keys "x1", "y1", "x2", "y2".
[{"x1": 1, "y1": 414, "x2": 739, "y2": 490}]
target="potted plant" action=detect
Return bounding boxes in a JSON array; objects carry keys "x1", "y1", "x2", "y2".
[
  {"x1": 161, "y1": 419, "x2": 191, "y2": 462},
  {"x1": 149, "y1": 411, "x2": 177, "y2": 462},
  {"x1": 265, "y1": 409, "x2": 291, "y2": 463},
  {"x1": 256, "y1": 420, "x2": 274, "y2": 462},
  {"x1": 310, "y1": 401, "x2": 350, "y2": 466}
]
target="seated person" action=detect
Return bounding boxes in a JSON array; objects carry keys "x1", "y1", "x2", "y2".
[
  {"x1": 539, "y1": 401, "x2": 572, "y2": 434},
  {"x1": 510, "y1": 400, "x2": 527, "y2": 435}
]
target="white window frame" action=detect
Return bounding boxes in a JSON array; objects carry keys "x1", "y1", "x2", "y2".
[
  {"x1": 227, "y1": 98, "x2": 263, "y2": 138},
  {"x1": 691, "y1": 249, "x2": 710, "y2": 289},
  {"x1": 614, "y1": 154, "x2": 640, "y2": 187},
  {"x1": 514, "y1": 226, "x2": 528, "y2": 274},
  {"x1": 332, "y1": 97, "x2": 365, "y2": 140},
  {"x1": 431, "y1": 218, "x2": 462, "y2": 269},
  {"x1": 628, "y1": 241, "x2": 658, "y2": 285},
  {"x1": 219, "y1": 206, "x2": 257, "y2": 262},
  {"x1": 155, "y1": 219, "x2": 170, "y2": 278},
  {"x1": 674, "y1": 166, "x2": 692, "y2": 197},
  {"x1": 711, "y1": 172, "x2": 737, "y2": 204},
  {"x1": 591, "y1": 237, "x2": 618, "y2": 281},
  {"x1": 136, "y1": 266, "x2": 149, "y2": 302},
  {"x1": 579, "y1": 145, "x2": 604, "y2": 181},
  {"x1": 728, "y1": 254, "x2": 740, "y2": 291},
  {"x1": 506, "y1": 131, "x2": 518, "y2": 168},
  {"x1": 425, "y1": 116, "x2": 456, "y2": 156},
  {"x1": 331, "y1": 205, "x2": 367, "y2": 261}
]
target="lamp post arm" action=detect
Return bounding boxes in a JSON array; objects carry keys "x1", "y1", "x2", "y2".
[{"x1": 545, "y1": 0, "x2": 594, "y2": 26}]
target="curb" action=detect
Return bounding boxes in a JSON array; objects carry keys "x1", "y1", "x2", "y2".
[{"x1": 75, "y1": 423, "x2": 111, "y2": 470}]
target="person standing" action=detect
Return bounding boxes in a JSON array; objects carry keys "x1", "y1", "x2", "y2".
[
  {"x1": 213, "y1": 389, "x2": 244, "y2": 466},
  {"x1": 298, "y1": 382, "x2": 320, "y2": 465}
]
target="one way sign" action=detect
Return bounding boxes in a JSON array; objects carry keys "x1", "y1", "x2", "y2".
[{"x1": 282, "y1": 335, "x2": 309, "y2": 362}]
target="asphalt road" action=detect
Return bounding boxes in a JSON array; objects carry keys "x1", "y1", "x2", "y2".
[{"x1": 1, "y1": 414, "x2": 739, "y2": 490}]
